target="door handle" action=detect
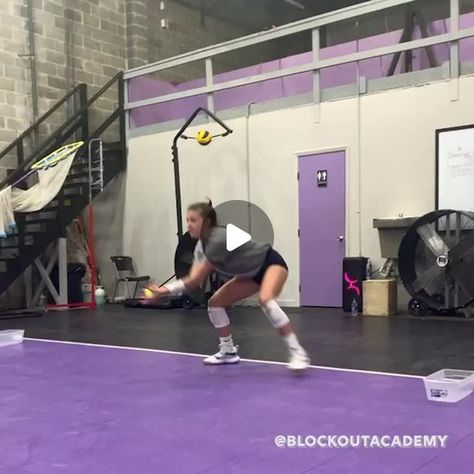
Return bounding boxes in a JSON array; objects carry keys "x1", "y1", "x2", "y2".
[{"x1": 337, "y1": 235, "x2": 344, "y2": 241}]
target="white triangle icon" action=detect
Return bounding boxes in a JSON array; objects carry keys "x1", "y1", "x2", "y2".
[{"x1": 226, "y1": 223, "x2": 251, "y2": 251}]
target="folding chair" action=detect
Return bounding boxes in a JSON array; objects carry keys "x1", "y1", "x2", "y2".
[{"x1": 110, "y1": 256, "x2": 150, "y2": 301}]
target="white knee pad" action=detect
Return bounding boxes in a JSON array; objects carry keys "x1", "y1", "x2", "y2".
[
  {"x1": 208, "y1": 306, "x2": 230, "y2": 328},
  {"x1": 261, "y1": 299, "x2": 290, "y2": 328}
]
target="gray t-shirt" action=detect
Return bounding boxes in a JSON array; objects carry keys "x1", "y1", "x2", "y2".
[
  {"x1": 193, "y1": 226, "x2": 270, "y2": 278},
  {"x1": 193, "y1": 239, "x2": 207, "y2": 263}
]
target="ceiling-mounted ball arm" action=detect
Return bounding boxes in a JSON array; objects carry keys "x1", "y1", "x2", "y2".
[
  {"x1": 173, "y1": 107, "x2": 232, "y2": 145},
  {"x1": 171, "y1": 107, "x2": 233, "y2": 239}
]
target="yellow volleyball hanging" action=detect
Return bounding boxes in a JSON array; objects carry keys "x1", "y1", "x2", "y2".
[{"x1": 196, "y1": 129, "x2": 212, "y2": 146}]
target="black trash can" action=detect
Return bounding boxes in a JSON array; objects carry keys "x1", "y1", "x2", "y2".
[{"x1": 47, "y1": 263, "x2": 86, "y2": 304}]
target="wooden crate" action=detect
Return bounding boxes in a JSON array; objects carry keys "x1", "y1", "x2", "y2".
[{"x1": 363, "y1": 279, "x2": 397, "y2": 316}]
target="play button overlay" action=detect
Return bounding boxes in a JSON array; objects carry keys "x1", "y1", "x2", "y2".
[
  {"x1": 211, "y1": 200, "x2": 274, "y2": 246},
  {"x1": 201, "y1": 200, "x2": 274, "y2": 276},
  {"x1": 226, "y1": 223, "x2": 251, "y2": 251}
]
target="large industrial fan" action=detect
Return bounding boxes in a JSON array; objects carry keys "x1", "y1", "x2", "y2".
[{"x1": 398, "y1": 210, "x2": 474, "y2": 316}]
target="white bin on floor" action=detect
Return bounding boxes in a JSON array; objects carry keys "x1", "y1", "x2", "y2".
[
  {"x1": 0, "y1": 329, "x2": 25, "y2": 347},
  {"x1": 423, "y1": 369, "x2": 474, "y2": 403},
  {"x1": 82, "y1": 283, "x2": 91, "y2": 303}
]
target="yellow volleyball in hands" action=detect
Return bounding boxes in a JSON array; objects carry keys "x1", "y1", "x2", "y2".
[{"x1": 143, "y1": 288, "x2": 154, "y2": 298}]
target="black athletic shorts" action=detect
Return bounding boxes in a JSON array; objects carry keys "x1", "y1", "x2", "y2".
[{"x1": 252, "y1": 248, "x2": 288, "y2": 285}]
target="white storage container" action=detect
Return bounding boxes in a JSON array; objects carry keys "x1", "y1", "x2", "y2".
[
  {"x1": 82, "y1": 283, "x2": 92, "y2": 303},
  {"x1": 424, "y1": 369, "x2": 474, "y2": 403},
  {"x1": 0, "y1": 329, "x2": 25, "y2": 347}
]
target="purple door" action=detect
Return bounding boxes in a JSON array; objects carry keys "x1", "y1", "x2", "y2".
[{"x1": 299, "y1": 151, "x2": 346, "y2": 307}]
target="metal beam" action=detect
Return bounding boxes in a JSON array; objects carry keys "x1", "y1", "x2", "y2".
[
  {"x1": 58, "y1": 237, "x2": 68, "y2": 305},
  {"x1": 450, "y1": 0, "x2": 460, "y2": 100},
  {"x1": 125, "y1": 28, "x2": 474, "y2": 111},
  {"x1": 387, "y1": 8, "x2": 413, "y2": 76},
  {"x1": 124, "y1": 0, "x2": 417, "y2": 79},
  {"x1": 32, "y1": 250, "x2": 58, "y2": 306},
  {"x1": 451, "y1": 0, "x2": 460, "y2": 33},
  {"x1": 24, "y1": 266, "x2": 32, "y2": 308},
  {"x1": 205, "y1": 58, "x2": 214, "y2": 112},
  {"x1": 312, "y1": 27, "x2": 321, "y2": 122},
  {"x1": 34, "y1": 256, "x2": 60, "y2": 303},
  {"x1": 450, "y1": 0, "x2": 460, "y2": 78}
]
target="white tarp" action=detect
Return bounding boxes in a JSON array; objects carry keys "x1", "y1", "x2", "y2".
[{"x1": 0, "y1": 150, "x2": 77, "y2": 237}]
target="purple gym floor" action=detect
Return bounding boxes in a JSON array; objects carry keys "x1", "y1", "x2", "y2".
[{"x1": 2, "y1": 339, "x2": 474, "y2": 474}]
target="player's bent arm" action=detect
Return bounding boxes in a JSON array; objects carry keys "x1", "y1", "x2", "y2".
[
  {"x1": 182, "y1": 260, "x2": 214, "y2": 290},
  {"x1": 144, "y1": 261, "x2": 213, "y2": 299}
]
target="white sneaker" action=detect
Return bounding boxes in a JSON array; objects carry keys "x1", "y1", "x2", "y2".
[
  {"x1": 203, "y1": 345, "x2": 240, "y2": 365},
  {"x1": 288, "y1": 349, "x2": 310, "y2": 371}
]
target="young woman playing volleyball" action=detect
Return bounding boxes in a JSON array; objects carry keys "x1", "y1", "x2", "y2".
[{"x1": 145, "y1": 200, "x2": 310, "y2": 371}]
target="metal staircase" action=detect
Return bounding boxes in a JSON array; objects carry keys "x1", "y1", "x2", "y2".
[{"x1": 0, "y1": 72, "x2": 126, "y2": 299}]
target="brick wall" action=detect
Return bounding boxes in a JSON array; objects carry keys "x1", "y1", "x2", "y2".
[
  {"x1": 34, "y1": 0, "x2": 127, "y2": 143},
  {"x1": 3, "y1": 0, "x2": 444, "y2": 157},
  {"x1": 131, "y1": 1, "x2": 316, "y2": 86},
  {"x1": 0, "y1": 0, "x2": 127, "y2": 157},
  {"x1": 0, "y1": 1, "x2": 31, "y2": 171},
  {"x1": 147, "y1": 1, "x2": 250, "y2": 64},
  {"x1": 0, "y1": 0, "x2": 279, "y2": 160},
  {"x1": 0, "y1": 0, "x2": 312, "y2": 158},
  {"x1": 127, "y1": 0, "x2": 148, "y2": 69}
]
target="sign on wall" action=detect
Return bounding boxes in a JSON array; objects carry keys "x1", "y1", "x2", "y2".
[
  {"x1": 436, "y1": 125, "x2": 474, "y2": 212},
  {"x1": 317, "y1": 169, "x2": 328, "y2": 186}
]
